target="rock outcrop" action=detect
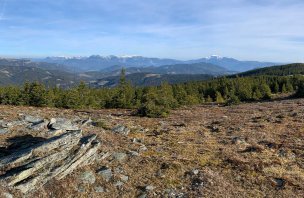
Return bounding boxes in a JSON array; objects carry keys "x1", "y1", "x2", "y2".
[{"x1": 0, "y1": 130, "x2": 100, "y2": 194}]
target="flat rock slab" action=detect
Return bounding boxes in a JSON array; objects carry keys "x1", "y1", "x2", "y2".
[{"x1": 23, "y1": 115, "x2": 44, "y2": 124}]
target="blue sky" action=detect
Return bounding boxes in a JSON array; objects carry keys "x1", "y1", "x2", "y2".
[{"x1": 0, "y1": 0, "x2": 304, "y2": 62}]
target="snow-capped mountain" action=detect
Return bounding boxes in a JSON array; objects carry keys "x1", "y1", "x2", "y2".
[
  {"x1": 187, "y1": 56, "x2": 278, "y2": 72},
  {"x1": 36, "y1": 55, "x2": 279, "y2": 72},
  {"x1": 39, "y1": 55, "x2": 181, "y2": 72}
]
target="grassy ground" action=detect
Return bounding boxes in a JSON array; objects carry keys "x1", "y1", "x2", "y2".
[{"x1": 0, "y1": 98, "x2": 303, "y2": 197}]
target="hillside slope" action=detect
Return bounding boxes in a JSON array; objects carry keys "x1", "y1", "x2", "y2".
[
  {"x1": 236, "y1": 63, "x2": 304, "y2": 77},
  {"x1": 0, "y1": 65, "x2": 77, "y2": 87},
  {"x1": 101, "y1": 62, "x2": 231, "y2": 75},
  {"x1": 89, "y1": 73, "x2": 213, "y2": 87}
]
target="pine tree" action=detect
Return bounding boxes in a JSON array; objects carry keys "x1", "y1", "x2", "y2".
[
  {"x1": 215, "y1": 91, "x2": 225, "y2": 103},
  {"x1": 173, "y1": 85, "x2": 188, "y2": 105},
  {"x1": 225, "y1": 94, "x2": 240, "y2": 106},
  {"x1": 110, "y1": 68, "x2": 135, "y2": 108},
  {"x1": 137, "y1": 87, "x2": 170, "y2": 118},
  {"x1": 273, "y1": 82, "x2": 279, "y2": 93},
  {"x1": 206, "y1": 95, "x2": 213, "y2": 103},
  {"x1": 27, "y1": 82, "x2": 48, "y2": 107},
  {"x1": 285, "y1": 81, "x2": 294, "y2": 92},
  {"x1": 281, "y1": 84, "x2": 287, "y2": 93},
  {"x1": 259, "y1": 83, "x2": 272, "y2": 99}
]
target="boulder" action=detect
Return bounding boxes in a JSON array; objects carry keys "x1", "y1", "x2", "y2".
[
  {"x1": 112, "y1": 152, "x2": 127, "y2": 162},
  {"x1": 94, "y1": 186, "x2": 105, "y2": 193},
  {"x1": 79, "y1": 171, "x2": 96, "y2": 184},
  {"x1": 97, "y1": 167, "x2": 113, "y2": 182},
  {"x1": 112, "y1": 125, "x2": 130, "y2": 135},
  {"x1": 48, "y1": 118, "x2": 78, "y2": 131}
]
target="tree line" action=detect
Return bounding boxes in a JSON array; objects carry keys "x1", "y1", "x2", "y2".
[{"x1": 0, "y1": 69, "x2": 303, "y2": 117}]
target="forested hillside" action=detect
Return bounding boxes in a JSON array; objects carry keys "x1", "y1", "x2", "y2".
[
  {"x1": 0, "y1": 65, "x2": 77, "y2": 87},
  {"x1": 236, "y1": 63, "x2": 304, "y2": 77},
  {"x1": 90, "y1": 73, "x2": 213, "y2": 87},
  {"x1": 0, "y1": 68, "x2": 302, "y2": 118}
]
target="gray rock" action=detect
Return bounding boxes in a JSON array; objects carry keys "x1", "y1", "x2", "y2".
[
  {"x1": 94, "y1": 186, "x2": 105, "y2": 193},
  {"x1": 138, "y1": 193, "x2": 147, "y2": 198},
  {"x1": 49, "y1": 118, "x2": 56, "y2": 125},
  {"x1": 24, "y1": 115, "x2": 43, "y2": 124},
  {"x1": 192, "y1": 169, "x2": 199, "y2": 175},
  {"x1": 6, "y1": 120, "x2": 27, "y2": 128},
  {"x1": 97, "y1": 167, "x2": 112, "y2": 182},
  {"x1": 81, "y1": 118, "x2": 93, "y2": 126},
  {"x1": 0, "y1": 131, "x2": 100, "y2": 194},
  {"x1": 232, "y1": 137, "x2": 246, "y2": 144},
  {"x1": 79, "y1": 171, "x2": 96, "y2": 184},
  {"x1": 132, "y1": 138, "x2": 143, "y2": 143},
  {"x1": 128, "y1": 150, "x2": 140, "y2": 156},
  {"x1": 138, "y1": 145, "x2": 148, "y2": 152},
  {"x1": 112, "y1": 152, "x2": 127, "y2": 162},
  {"x1": 0, "y1": 120, "x2": 8, "y2": 128},
  {"x1": 114, "y1": 167, "x2": 124, "y2": 174},
  {"x1": 112, "y1": 125, "x2": 130, "y2": 135},
  {"x1": 145, "y1": 185, "x2": 155, "y2": 191},
  {"x1": 120, "y1": 175, "x2": 129, "y2": 182},
  {"x1": 77, "y1": 185, "x2": 85, "y2": 193},
  {"x1": 47, "y1": 129, "x2": 65, "y2": 137},
  {"x1": 164, "y1": 189, "x2": 186, "y2": 198},
  {"x1": 114, "y1": 181, "x2": 124, "y2": 187},
  {"x1": 96, "y1": 152, "x2": 111, "y2": 161},
  {"x1": 2, "y1": 192, "x2": 13, "y2": 198},
  {"x1": 48, "y1": 118, "x2": 78, "y2": 131},
  {"x1": 0, "y1": 128, "x2": 9, "y2": 134},
  {"x1": 27, "y1": 120, "x2": 48, "y2": 131}
]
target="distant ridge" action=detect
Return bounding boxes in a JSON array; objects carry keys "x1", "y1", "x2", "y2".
[{"x1": 36, "y1": 55, "x2": 279, "y2": 72}]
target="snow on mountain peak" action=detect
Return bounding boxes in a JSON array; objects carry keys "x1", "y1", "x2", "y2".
[
  {"x1": 206, "y1": 55, "x2": 223, "y2": 60},
  {"x1": 119, "y1": 55, "x2": 141, "y2": 58}
]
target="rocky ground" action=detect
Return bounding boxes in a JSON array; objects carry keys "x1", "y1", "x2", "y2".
[{"x1": 0, "y1": 98, "x2": 303, "y2": 198}]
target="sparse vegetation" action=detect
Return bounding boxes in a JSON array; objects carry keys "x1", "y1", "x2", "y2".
[{"x1": 0, "y1": 97, "x2": 303, "y2": 197}]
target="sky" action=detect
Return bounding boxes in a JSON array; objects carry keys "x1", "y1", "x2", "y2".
[{"x1": 0, "y1": 0, "x2": 304, "y2": 62}]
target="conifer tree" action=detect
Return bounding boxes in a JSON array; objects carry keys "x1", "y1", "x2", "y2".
[
  {"x1": 206, "y1": 95, "x2": 213, "y2": 103},
  {"x1": 215, "y1": 91, "x2": 225, "y2": 103},
  {"x1": 281, "y1": 84, "x2": 287, "y2": 93}
]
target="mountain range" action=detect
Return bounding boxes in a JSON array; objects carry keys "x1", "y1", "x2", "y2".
[
  {"x1": 0, "y1": 55, "x2": 285, "y2": 88},
  {"x1": 36, "y1": 55, "x2": 278, "y2": 72},
  {"x1": 0, "y1": 58, "x2": 77, "y2": 86}
]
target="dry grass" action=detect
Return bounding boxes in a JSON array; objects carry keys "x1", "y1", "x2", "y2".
[{"x1": 0, "y1": 98, "x2": 303, "y2": 197}]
